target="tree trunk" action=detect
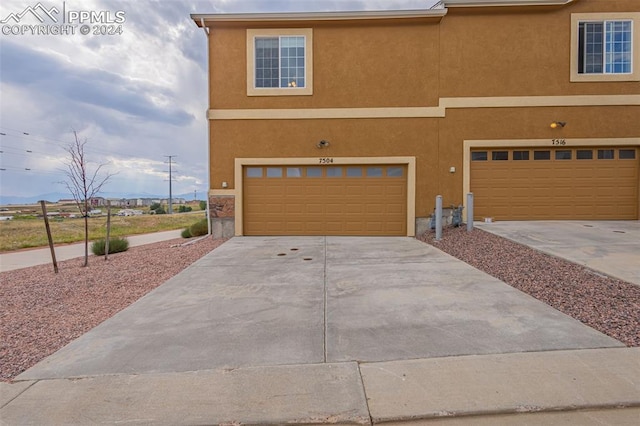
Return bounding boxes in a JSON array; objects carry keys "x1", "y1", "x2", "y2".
[{"x1": 83, "y1": 199, "x2": 89, "y2": 267}]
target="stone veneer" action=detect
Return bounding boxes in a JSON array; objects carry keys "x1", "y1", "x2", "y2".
[{"x1": 209, "y1": 195, "x2": 235, "y2": 238}]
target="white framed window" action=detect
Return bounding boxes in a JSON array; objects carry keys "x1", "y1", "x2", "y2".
[
  {"x1": 571, "y1": 13, "x2": 640, "y2": 82},
  {"x1": 247, "y1": 28, "x2": 313, "y2": 96}
]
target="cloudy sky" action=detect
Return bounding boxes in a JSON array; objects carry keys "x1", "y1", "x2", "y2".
[{"x1": 0, "y1": 0, "x2": 435, "y2": 202}]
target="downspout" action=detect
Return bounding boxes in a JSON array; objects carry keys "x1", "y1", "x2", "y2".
[{"x1": 199, "y1": 18, "x2": 211, "y2": 235}]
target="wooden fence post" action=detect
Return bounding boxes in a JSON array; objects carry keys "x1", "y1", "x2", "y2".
[
  {"x1": 105, "y1": 200, "x2": 111, "y2": 260},
  {"x1": 40, "y1": 200, "x2": 58, "y2": 274}
]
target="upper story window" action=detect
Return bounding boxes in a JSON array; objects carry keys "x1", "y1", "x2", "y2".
[
  {"x1": 255, "y1": 36, "x2": 305, "y2": 88},
  {"x1": 247, "y1": 28, "x2": 313, "y2": 96},
  {"x1": 571, "y1": 13, "x2": 639, "y2": 82},
  {"x1": 578, "y1": 21, "x2": 631, "y2": 74}
]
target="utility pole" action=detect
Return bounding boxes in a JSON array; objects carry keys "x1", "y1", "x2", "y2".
[{"x1": 164, "y1": 155, "x2": 177, "y2": 214}]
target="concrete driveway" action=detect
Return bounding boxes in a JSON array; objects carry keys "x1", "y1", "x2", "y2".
[
  {"x1": 4, "y1": 236, "x2": 638, "y2": 424},
  {"x1": 16, "y1": 236, "x2": 621, "y2": 380},
  {"x1": 476, "y1": 220, "x2": 640, "y2": 286}
]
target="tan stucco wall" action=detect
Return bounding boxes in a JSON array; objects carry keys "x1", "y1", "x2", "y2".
[
  {"x1": 440, "y1": 0, "x2": 640, "y2": 97},
  {"x1": 209, "y1": 19, "x2": 441, "y2": 109}
]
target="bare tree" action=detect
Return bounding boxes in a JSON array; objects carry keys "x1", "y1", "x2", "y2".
[{"x1": 62, "y1": 131, "x2": 114, "y2": 267}]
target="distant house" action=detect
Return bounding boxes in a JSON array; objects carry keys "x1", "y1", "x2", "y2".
[
  {"x1": 117, "y1": 209, "x2": 143, "y2": 216},
  {"x1": 89, "y1": 197, "x2": 106, "y2": 207},
  {"x1": 105, "y1": 198, "x2": 129, "y2": 208}
]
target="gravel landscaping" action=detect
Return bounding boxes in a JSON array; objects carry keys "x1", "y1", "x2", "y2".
[
  {"x1": 0, "y1": 236, "x2": 225, "y2": 382},
  {"x1": 418, "y1": 227, "x2": 640, "y2": 348}
]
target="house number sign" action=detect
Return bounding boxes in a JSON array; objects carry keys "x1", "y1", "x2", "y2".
[
  {"x1": 552, "y1": 139, "x2": 566, "y2": 146},
  {"x1": 319, "y1": 158, "x2": 334, "y2": 164}
]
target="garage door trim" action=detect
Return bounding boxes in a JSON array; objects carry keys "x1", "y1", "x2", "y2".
[{"x1": 235, "y1": 156, "x2": 416, "y2": 236}]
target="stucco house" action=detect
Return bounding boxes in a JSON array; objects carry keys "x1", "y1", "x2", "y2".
[{"x1": 192, "y1": 0, "x2": 639, "y2": 238}]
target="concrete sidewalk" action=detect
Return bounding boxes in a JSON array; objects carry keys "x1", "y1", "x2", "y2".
[
  {"x1": 2, "y1": 236, "x2": 638, "y2": 424},
  {"x1": 0, "y1": 230, "x2": 183, "y2": 272},
  {"x1": 2, "y1": 348, "x2": 639, "y2": 424}
]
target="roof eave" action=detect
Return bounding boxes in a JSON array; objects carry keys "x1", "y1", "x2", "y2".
[
  {"x1": 191, "y1": 9, "x2": 447, "y2": 27},
  {"x1": 444, "y1": 0, "x2": 576, "y2": 7}
]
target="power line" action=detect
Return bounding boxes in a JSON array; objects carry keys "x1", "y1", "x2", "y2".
[
  {"x1": 0, "y1": 127, "x2": 204, "y2": 197},
  {"x1": 0, "y1": 128, "x2": 166, "y2": 179},
  {"x1": 0, "y1": 126, "x2": 162, "y2": 161}
]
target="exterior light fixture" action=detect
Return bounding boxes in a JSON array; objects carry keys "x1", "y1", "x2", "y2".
[
  {"x1": 550, "y1": 121, "x2": 566, "y2": 129},
  {"x1": 316, "y1": 140, "x2": 330, "y2": 149}
]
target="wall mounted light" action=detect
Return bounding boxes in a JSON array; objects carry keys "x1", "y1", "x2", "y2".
[
  {"x1": 316, "y1": 140, "x2": 330, "y2": 149},
  {"x1": 550, "y1": 121, "x2": 566, "y2": 129},
  {"x1": 449, "y1": 166, "x2": 456, "y2": 173},
  {"x1": 222, "y1": 181, "x2": 228, "y2": 188}
]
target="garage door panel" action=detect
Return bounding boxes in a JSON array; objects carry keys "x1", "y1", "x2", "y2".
[
  {"x1": 304, "y1": 186, "x2": 326, "y2": 197},
  {"x1": 264, "y1": 220, "x2": 285, "y2": 230},
  {"x1": 264, "y1": 203, "x2": 285, "y2": 214},
  {"x1": 345, "y1": 185, "x2": 363, "y2": 196},
  {"x1": 346, "y1": 204, "x2": 364, "y2": 214},
  {"x1": 304, "y1": 204, "x2": 323, "y2": 214},
  {"x1": 571, "y1": 190, "x2": 594, "y2": 199},
  {"x1": 471, "y1": 147, "x2": 638, "y2": 220},
  {"x1": 548, "y1": 167, "x2": 573, "y2": 180},
  {"x1": 382, "y1": 184, "x2": 405, "y2": 196},
  {"x1": 286, "y1": 186, "x2": 306, "y2": 196},
  {"x1": 346, "y1": 222, "x2": 366, "y2": 232},
  {"x1": 285, "y1": 204, "x2": 304, "y2": 214},
  {"x1": 326, "y1": 222, "x2": 345, "y2": 233},
  {"x1": 618, "y1": 187, "x2": 638, "y2": 197},
  {"x1": 326, "y1": 203, "x2": 345, "y2": 214},
  {"x1": 510, "y1": 179, "x2": 532, "y2": 188},
  {"x1": 386, "y1": 204, "x2": 404, "y2": 215},
  {"x1": 617, "y1": 169, "x2": 638, "y2": 178},
  {"x1": 385, "y1": 223, "x2": 405, "y2": 233}
]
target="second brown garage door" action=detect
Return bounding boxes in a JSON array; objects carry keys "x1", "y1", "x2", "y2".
[
  {"x1": 243, "y1": 164, "x2": 407, "y2": 235},
  {"x1": 470, "y1": 147, "x2": 639, "y2": 220}
]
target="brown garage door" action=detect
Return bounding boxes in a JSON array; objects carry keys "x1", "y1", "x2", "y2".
[
  {"x1": 470, "y1": 147, "x2": 639, "y2": 220},
  {"x1": 243, "y1": 165, "x2": 407, "y2": 235}
]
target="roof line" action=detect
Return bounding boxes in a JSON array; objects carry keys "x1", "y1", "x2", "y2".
[
  {"x1": 443, "y1": 0, "x2": 576, "y2": 7},
  {"x1": 191, "y1": 9, "x2": 447, "y2": 25}
]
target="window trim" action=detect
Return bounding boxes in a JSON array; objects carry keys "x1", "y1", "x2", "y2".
[
  {"x1": 570, "y1": 13, "x2": 640, "y2": 82},
  {"x1": 247, "y1": 28, "x2": 313, "y2": 96}
]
